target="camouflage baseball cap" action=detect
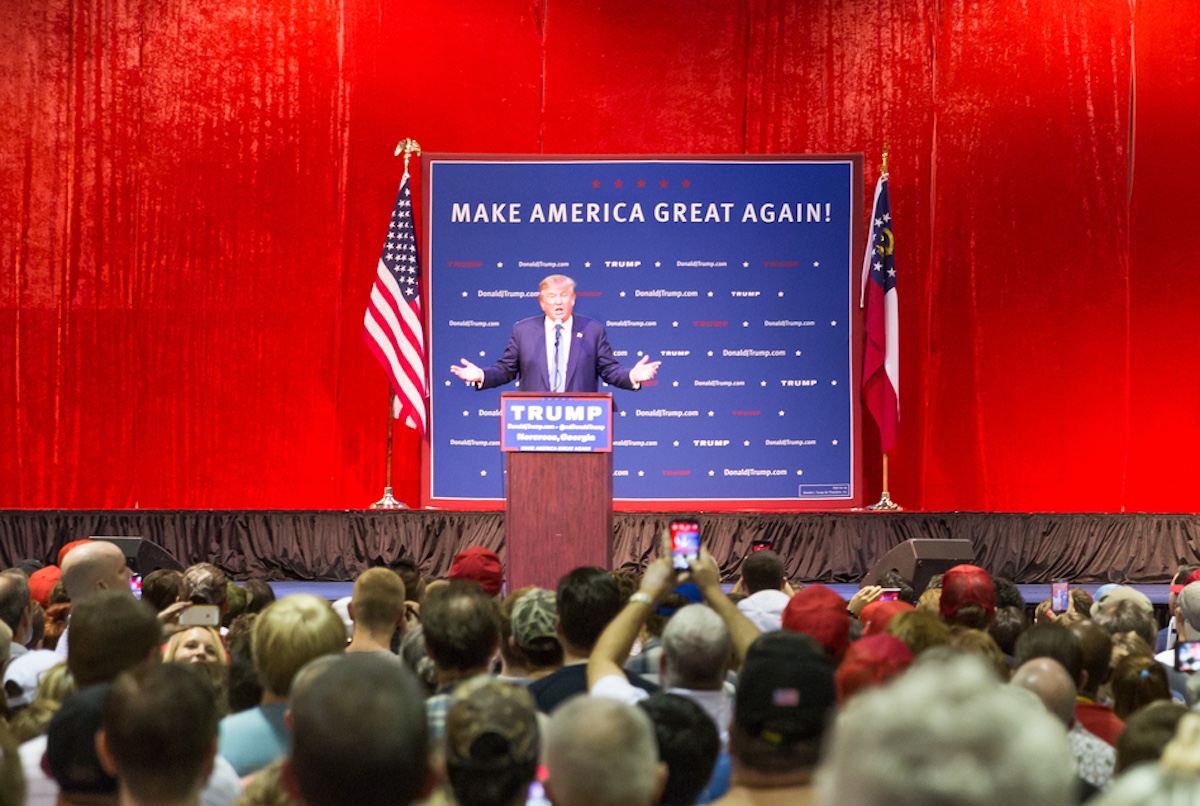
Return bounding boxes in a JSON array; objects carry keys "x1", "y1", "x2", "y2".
[
  {"x1": 445, "y1": 677, "x2": 539, "y2": 767},
  {"x1": 182, "y1": 563, "x2": 227, "y2": 605},
  {"x1": 511, "y1": 588, "x2": 558, "y2": 648}
]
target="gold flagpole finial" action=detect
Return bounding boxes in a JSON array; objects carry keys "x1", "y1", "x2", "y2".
[
  {"x1": 881, "y1": 144, "x2": 889, "y2": 176},
  {"x1": 394, "y1": 138, "x2": 422, "y2": 174}
]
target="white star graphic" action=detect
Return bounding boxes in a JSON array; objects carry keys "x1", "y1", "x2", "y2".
[
  {"x1": 708, "y1": 470, "x2": 714, "y2": 476},
  {"x1": 497, "y1": 262, "x2": 503, "y2": 268},
  {"x1": 655, "y1": 261, "x2": 661, "y2": 267},
  {"x1": 585, "y1": 261, "x2": 591, "y2": 268},
  {"x1": 673, "y1": 441, "x2": 679, "y2": 447},
  {"x1": 779, "y1": 410, "x2": 785, "y2": 416},
  {"x1": 481, "y1": 470, "x2": 487, "y2": 476},
  {"x1": 708, "y1": 411, "x2": 714, "y2": 417},
  {"x1": 743, "y1": 261, "x2": 749, "y2": 268}
]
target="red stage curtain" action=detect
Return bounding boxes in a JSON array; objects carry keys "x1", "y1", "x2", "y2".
[{"x1": 1, "y1": 0, "x2": 1196, "y2": 511}]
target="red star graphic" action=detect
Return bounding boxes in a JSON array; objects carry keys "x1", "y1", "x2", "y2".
[
  {"x1": 682, "y1": 180, "x2": 691, "y2": 188},
  {"x1": 614, "y1": 180, "x2": 623, "y2": 188},
  {"x1": 637, "y1": 179, "x2": 646, "y2": 188},
  {"x1": 592, "y1": 180, "x2": 600, "y2": 188},
  {"x1": 659, "y1": 180, "x2": 668, "y2": 187}
]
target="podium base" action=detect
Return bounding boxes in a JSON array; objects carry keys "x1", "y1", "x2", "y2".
[{"x1": 370, "y1": 487, "x2": 409, "y2": 510}]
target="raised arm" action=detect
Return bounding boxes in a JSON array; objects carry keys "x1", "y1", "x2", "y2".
[
  {"x1": 587, "y1": 557, "x2": 677, "y2": 691},
  {"x1": 690, "y1": 548, "x2": 762, "y2": 666}
]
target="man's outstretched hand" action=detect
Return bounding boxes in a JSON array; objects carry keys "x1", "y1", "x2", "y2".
[
  {"x1": 450, "y1": 358, "x2": 484, "y2": 384},
  {"x1": 629, "y1": 355, "x2": 662, "y2": 384}
]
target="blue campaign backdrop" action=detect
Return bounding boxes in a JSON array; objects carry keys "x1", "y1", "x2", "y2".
[{"x1": 423, "y1": 157, "x2": 863, "y2": 509}]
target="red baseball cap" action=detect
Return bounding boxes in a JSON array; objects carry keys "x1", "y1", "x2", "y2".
[
  {"x1": 781, "y1": 584, "x2": 850, "y2": 659},
  {"x1": 835, "y1": 633, "x2": 914, "y2": 701},
  {"x1": 448, "y1": 547, "x2": 504, "y2": 596},
  {"x1": 939, "y1": 564, "x2": 996, "y2": 623},
  {"x1": 29, "y1": 565, "x2": 62, "y2": 607},
  {"x1": 860, "y1": 599, "x2": 915, "y2": 636}
]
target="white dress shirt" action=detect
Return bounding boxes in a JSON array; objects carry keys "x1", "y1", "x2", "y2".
[{"x1": 544, "y1": 315, "x2": 573, "y2": 391}]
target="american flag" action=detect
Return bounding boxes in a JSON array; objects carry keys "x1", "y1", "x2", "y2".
[
  {"x1": 363, "y1": 173, "x2": 427, "y2": 435},
  {"x1": 861, "y1": 173, "x2": 899, "y2": 454}
]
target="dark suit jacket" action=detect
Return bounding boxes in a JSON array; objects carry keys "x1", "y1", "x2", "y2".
[{"x1": 479, "y1": 315, "x2": 636, "y2": 392}]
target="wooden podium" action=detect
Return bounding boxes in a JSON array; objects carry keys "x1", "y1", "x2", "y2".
[{"x1": 500, "y1": 392, "x2": 614, "y2": 590}]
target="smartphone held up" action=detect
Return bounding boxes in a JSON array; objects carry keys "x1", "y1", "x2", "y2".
[{"x1": 669, "y1": 521, "x2": 700, "y2": 572}]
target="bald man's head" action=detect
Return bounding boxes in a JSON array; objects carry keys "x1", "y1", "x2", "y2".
[
  {"x1": 61, "y1": 541, "x2": 133, "y2": 602},
  {"x1": 1012, "y1": 657, "x2": 1077, "y2": 727}
]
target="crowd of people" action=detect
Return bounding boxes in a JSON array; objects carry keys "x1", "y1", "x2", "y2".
[{"x1": 3, "y1": 538, "x2": 1200, "y2": 806}]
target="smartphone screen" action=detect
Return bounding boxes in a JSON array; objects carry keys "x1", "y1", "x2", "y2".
[
  {"x1": 1051, "y1": 581, "x2": 1070, "y2": 612},
  {"x1": 879, "y1": 588, "x2": 901, "y2": 602},
  {"x1": 179, "y1": 604, "x2": 221, "y2": 627},
  {"x1": 750, "y1": 539, "x2": 772, "y2": 552},
  {"x1": 1177, "y1": 641, "x2": 1200, "y2": 673},
  {"x1": 669, "y1": 521, "x2": 700, "y2": 571},
  {"x1": 129, "y1": 574, "x2": 143, "y2": 599}
]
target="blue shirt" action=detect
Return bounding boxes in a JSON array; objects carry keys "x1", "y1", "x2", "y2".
[{"x1": 217, "y1": 702, "x2": 290, "y2": 777}]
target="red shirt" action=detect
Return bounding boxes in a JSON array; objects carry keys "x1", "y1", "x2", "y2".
[{"x1": 1075, "y1": 699, "x2": 1124, "y2": 746}]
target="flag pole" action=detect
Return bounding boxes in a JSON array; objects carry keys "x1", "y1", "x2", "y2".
[
  {"x1": 371, "y1": 388, "x2": 406, "y2": 509},
  {"x1": 866, "y1": 144, "x2": 902, "y2": 512},
  {"x1": 371, "y1": 138, "x2": 422, "y2": 510},
  {"x1": 867, "y1": 453, "x2": 902, "y2": 510}
]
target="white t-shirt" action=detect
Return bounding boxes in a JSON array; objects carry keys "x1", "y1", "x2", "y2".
[
  {"x1": 591, "y1": 674, "x2": 734, "y2": 750},
  {"x1": 20, "y1": 734, "x2": 243, "y2": 806}
]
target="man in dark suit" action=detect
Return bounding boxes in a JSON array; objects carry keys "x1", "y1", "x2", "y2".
[{"x1": 450, "y1": 274, "x2": 660, "y2": 392}]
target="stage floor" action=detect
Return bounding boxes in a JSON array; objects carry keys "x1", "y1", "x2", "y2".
[{"x1": 268, "y1": 581, "x2": 1173, "y2": 606}]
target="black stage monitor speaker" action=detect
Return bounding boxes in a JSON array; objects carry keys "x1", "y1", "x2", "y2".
[
  {"x1": 865, "y1": 539, "x2": 975, "y2": 594},
  {"x1": 88, "y1": 536, "x2": 186, "y2": 575}
]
